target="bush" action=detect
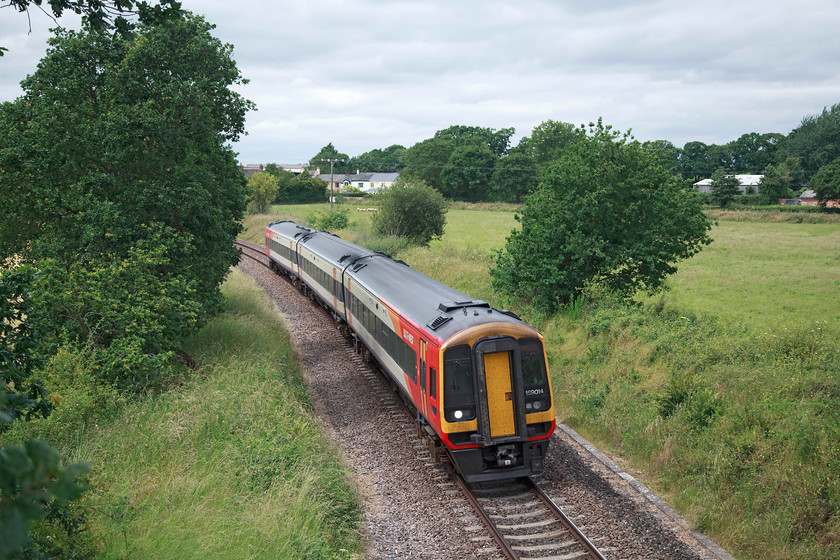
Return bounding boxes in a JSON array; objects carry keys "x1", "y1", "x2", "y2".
[
  {"x1": 372, "y1": 179, "x2": 448, "y2": 245},
  {"x1": 306, "y1": 208, "x2": 350, "y2": 231}
]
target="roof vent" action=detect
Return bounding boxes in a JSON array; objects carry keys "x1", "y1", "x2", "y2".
[
  {"x1": 427, "y1": 315, "x2": 453, "y2": 331},
  {"x1": 437, "y1": 300, "x2": 490, "y2": 313}
]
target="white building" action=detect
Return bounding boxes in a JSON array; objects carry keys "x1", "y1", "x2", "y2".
[{"x1": 693, "y1": 174, "x2": 764, "y2": 194}]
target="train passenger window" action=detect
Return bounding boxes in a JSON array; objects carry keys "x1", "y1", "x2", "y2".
[
  {"x1": 443, "y1": 345, "x2": 475, "y2": 422},
  {"x1": 404, "y1": 343, "x2": 417, "y2": 382},
  {"x1": 520, "y1": 338, "x2": 548, "y2": 388}
]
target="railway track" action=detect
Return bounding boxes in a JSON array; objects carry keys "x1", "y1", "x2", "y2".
[
  {"x1": 449, "y1": 470, "x2": 608, "y2": 560},
  {"x1": 234, "y1": 240, "x2": 269, "y2": 266},
  {"x1": 234, "y1": 238, "x2": 609, "y2": 560}
]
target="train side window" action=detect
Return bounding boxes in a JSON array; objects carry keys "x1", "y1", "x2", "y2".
[
  {"x1": 429, "y1": 367, "x2": 437, "y2": 399},
  {"x1": 404, "y1": 343, "x2": 417, "y2": 382}
]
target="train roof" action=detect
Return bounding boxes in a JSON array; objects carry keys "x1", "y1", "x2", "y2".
[
  {"x1": 266, "y1": 220, "x2": 314, "y2": 239},
  {"x1": 347, "y1": 251, "x2": 528, "y2": 343},
  {"x1": 298, "y1": 230, "x2": 378, "y2": 268}
]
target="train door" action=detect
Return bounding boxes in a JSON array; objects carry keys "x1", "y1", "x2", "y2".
[
  {"x1": 473, "y1": 337, "x2": 527, "y2": 444},
  {"x1": 418, "y1": 339, "x2": 428, "y2": 420}
]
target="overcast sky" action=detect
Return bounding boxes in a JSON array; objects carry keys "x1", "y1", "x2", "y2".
[{"x1": 2, "y1": 0, "x2": 840, "y2": 165}]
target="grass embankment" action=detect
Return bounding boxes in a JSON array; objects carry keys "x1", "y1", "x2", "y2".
[
  {"x1": 245, "y1": 202, "x2": 840, "y2": 559},
  {"x1": 4, "y1": 268, "x2": 363, "y2": 559}
]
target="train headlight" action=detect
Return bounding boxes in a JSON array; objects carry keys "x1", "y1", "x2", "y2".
[{"x1": 454, "y1": 410, "x2": 464, "y2": 419}]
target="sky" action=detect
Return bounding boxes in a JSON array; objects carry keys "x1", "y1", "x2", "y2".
[{"x1": 2, "y1": 0, "x2": 840, "y2": 166}]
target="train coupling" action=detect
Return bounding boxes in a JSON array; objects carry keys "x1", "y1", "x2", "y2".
[{"x1": 495, "y1": 444, "x2": 521, "y2": 468}]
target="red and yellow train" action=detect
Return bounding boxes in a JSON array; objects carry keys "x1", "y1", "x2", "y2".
[{"x1": 265, "y1": 220, "x2": 555, "y2": 482}]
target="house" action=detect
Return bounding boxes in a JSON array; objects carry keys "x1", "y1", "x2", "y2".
[
  {"x1": 693, "y1": 174, "x2": 764, "y2": 194},
  {"x1": 316, "y1": 171, "x2": 400, "y2": 195},
  {"x1": 799, "y1": 189, "x2": 840, "y2": 207}
]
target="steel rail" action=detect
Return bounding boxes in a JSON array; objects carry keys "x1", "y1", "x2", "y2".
[
  {"x1": 524, "y1": 476, "x2": 607, "y2": 560},
  {"x1": 442, "y1": 463, "x2": 518, "y2": 560}
]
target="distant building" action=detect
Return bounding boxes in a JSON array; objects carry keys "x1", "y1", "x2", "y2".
[
  {"x1": 316, "y1": 171, "x2": 399, "y2": 194},
  {"x1": 799, "y1": 189, "x2": 840, "y2": 207},
  {"x1": 239, "y1": 163, "x2": 309, "y2": 177},
  {"x1": 693, "y1": 174, "x2": 764, "y2": 194}
]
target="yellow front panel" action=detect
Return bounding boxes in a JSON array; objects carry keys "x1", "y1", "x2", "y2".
[{"x1": 484, "y1": 351, "x2": 515, "y2": 437}]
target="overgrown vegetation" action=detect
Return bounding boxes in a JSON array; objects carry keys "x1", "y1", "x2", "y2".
[
  {"x1": 545, "y1": 292, "x2": 840, "y2": 560},
  {"x1": 0, "y1": 10, "x2": 252, "y2": 555},
  {"x1": 2, "y1": 269, "x2": 363, "y2": 559}
]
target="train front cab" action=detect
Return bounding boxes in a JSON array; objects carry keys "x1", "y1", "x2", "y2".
[{"x1": 440, "y1": 329, "x2": 554, "y2": 483}]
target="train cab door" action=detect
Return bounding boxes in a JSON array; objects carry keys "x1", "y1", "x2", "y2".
[
  {"x1": 418, "y1": 338, "x2": 429, "y2": 420},
  {"x1": 474, "y1": 337, "x2": 527, "y2": 444}
]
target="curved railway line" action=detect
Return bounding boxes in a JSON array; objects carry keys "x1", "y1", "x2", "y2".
[{"x1": 234, "y1": 239, "x2": 608, "y2": 559}]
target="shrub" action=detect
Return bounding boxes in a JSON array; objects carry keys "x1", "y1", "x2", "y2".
[
  {"x1": 306, "y1": 208, "x2": 350, "y2": 231},
  {"x1": 372, "y1": 179, "x2": 448, "y2": 245}
]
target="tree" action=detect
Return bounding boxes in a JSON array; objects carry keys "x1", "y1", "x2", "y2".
[
  {"x1": 247, "y1": 172, "x2": 280, "y2": 213},
  {"x1": 401, "y1": 137, "x2": 455, "y2": 192},
  {"x1": 309, "y1": 143, "x2": 350, "y2": 174},
  {"x1": 727, "y1": 132, "x2": 784, "y2": 174},
  {"x1": 679, "y1": 141, "x2": 713, "y2": 179},
  {"x1": 758, "y1": 157, "x2": 803, "y2": 204},
  {"x1": 434, "y1": 125, "x2": 514, "y2": 157},
  {"x1": 492, "y1": 120, "x2": 713, "y2": 311},
  {"x1": 488, "y1": 152, "x2": 539, "y2": 202},
  {"x1": 518, "y1": 120, "x2": 577, "y2": 169},
  {"x1": 780, "y1": 103, "x2": 840, "y2": 180},
  {"x1": 0, "y1": 13, "x2": 252, "y2": 383},
  {"x1": 811, "y1": 156, "x2": 840, "y2": 203},
  {"x1": 709, "y1": 168, "x2": 741, "y2": 207},
  {"x1": 348, "y1": 144, "x2": 406, "y2": 172},
  {"x1": 372, "y1": 179, "x2": 448, "y2": 245},
  {"x1": 1, "y1": 0, "x2": 182, "y2": 55},
  {"x1": 644, "y1": 139, "x2": 681, "y2": 173},
  {"x1": 440, "y1": 144, "x2": 496, "y2": 200}
]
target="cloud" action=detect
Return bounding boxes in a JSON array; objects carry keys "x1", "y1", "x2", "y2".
[{"x1": 3, "y1": 0, "x2": 840, "y2": 163}]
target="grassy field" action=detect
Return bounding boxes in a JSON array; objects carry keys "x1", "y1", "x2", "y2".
[
  {"x1": 242, "y1": 204, "x2": 840, "y2": 559},
  {"x1": 643, "y1": 220, "x2": 840, "y2": 329},
  {"x1": 5, "y1": 268, "x2": 363, "y2": 559}
]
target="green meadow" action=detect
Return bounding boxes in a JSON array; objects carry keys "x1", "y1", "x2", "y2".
[{"x1": 248, "y1": 201, "x2": 840, "y2": 560}]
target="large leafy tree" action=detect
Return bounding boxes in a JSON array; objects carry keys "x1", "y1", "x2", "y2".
[
  {"x1": 401, "y1": 136, "x2": 455, "y2": 192},
  {"x1": 517, "y1": 119, "x2": 578, "y2": 169},
  {"x1": 759, "y1": 157, "x2": 804, "y2": 204},
  {"x1": 309, "y1": 143, "x2": 350, "y2": 174},
  {"x1": 679, "y1": 141, "x2": 714, "y2": 179},
  {"x1": 492, "y1": 120, "x2": 713, "y2": 311},
  {"x1": 727, "y1": 132, "x2": 784, "y2": 174},
  {"x1": 811, "y1": 156, "x2": 840, "y2": 202},
  {"x1": 488, "y1": 152, "x2": 539, "y2": 202},
  {"x1": 433, "y1": 125, "x2": 514, "y2": 157},
  {"x1": 0, "y1": 12, "x2": 252, "y2": 383},
  {"x1": 780, "y1": 102, "x2": 840, "y2": 180},
  {"x1": 440, "y1": 143, "x2": 496, "y2": 201},
  {"x1": 348, "y1": 144, "x2": 406, "y2": 172},
  {"x1": 1, "y1": 0, "x2": 181, "y2": 55}
]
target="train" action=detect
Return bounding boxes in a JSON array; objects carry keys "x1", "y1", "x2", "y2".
[{"x1": 264, "y1": 220, "x2": 555, "y2": 482}]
